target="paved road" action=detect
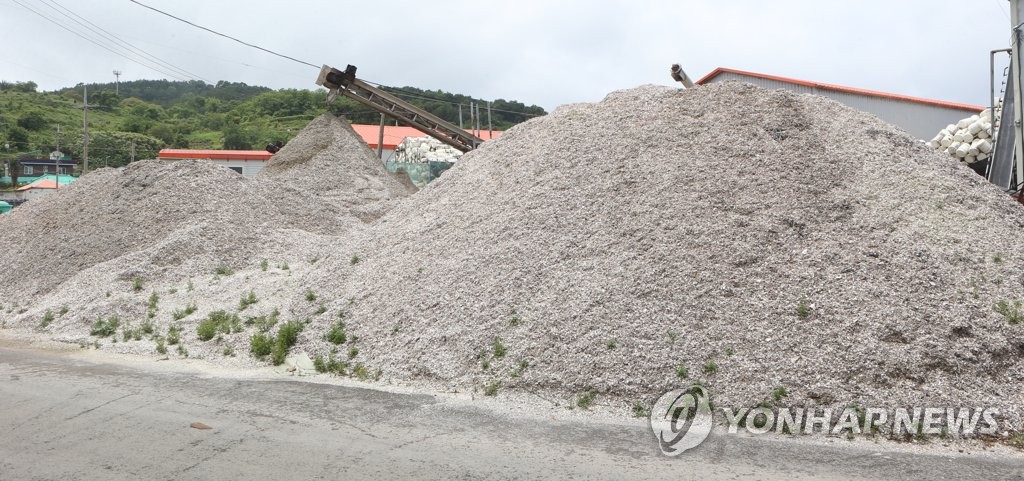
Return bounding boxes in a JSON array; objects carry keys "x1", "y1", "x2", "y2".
[{"x1": 1, "y1": 346, "x2": 1022, "y2": 480}]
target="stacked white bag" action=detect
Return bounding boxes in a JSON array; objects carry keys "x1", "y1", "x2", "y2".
[
  {"x1": 394, "y1": 136, "x2": 463, "y2": 163},
  {"x1": 926, "y1": 103, "x2": 1000, "y2": 164}
]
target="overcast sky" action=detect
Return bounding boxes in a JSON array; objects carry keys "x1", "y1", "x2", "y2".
[{"x1": 0, "y1": 0, "x2": 1015, "y2": 111}]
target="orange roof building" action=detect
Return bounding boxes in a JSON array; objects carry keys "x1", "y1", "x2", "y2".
[
  {"x1": 159, "y1": 124, "x2": 504, "y2": 172},
  {"x1": 696, "y1": 67, "x2": 984, "y2": 139}
]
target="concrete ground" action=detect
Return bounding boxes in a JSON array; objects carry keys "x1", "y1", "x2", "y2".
[{"x1": 1, "y1": 345, "x2": 1023, "y2": 481}]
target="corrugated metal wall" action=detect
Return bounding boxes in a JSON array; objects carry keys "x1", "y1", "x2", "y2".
[{"x1": 704, "y1": 72, "x2": 979, "y2": 139}]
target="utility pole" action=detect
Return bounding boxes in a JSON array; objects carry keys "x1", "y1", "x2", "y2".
[
  {"x1": 487, "y1": 101, "x2": 492, "y2": 138},
  {"x1": 81, "y1": 86, "x2": 91, "y2": 174},
  {"x1": 458, "y1": 104, "x2": 463, "y2": 129},
  {"x1": 1011, "y1": 0, "x2": 1024, "y2": 188},
  {"x1": 377, "y1": 113, "x2": 385, "y2": 160},
  {"x1": 55, "y1": 124, "x2": 61, "y2": 189},
  {"x1": 112, "y1": 70, "x2": 122, "y2": 95},
  {"x1": 130, "y1": 141, "x2": 136, "y2": 163}
]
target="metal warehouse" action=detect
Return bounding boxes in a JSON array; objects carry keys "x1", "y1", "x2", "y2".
[{"x1": 697, "y1": 68, "x2": 984, "y2": 140}]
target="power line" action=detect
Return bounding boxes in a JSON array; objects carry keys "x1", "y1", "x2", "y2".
[
  {"x1": 129, "y1": 0, "x2": 320, "y2": 69},
  {"x1": 38, "y1": 0, "x2": 210, "y2": 83},
  {"x1": 116, "y1": 1, "x2": 543, "y2": 118},
  {"x1": 9, "y1": 0, "x2": 191, "y2": 81},
  {"x1": 359, "y1": 80, "x2": 544, "y2": 117}
]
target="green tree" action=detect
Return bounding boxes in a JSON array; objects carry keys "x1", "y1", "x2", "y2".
[
  {"x1": 17, "y1": 110, "x2": 46, "y2": 131},
  {"x1": 90, "y1": 90, "x2": 119, "y2": 109},
  {"x1": 222, "y1": 124, "x2": 256, "y2": 149},
  {"x1": 66, "y1": 131, "x2": 163, "y2": 168}
]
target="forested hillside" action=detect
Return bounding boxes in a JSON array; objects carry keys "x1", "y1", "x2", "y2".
[{"x1": 0, "y1": 79, "x2": 545, "y2": 170}]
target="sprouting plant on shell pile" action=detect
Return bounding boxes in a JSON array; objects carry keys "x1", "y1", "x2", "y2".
[
  {"x1": 214, "y1": 265, "x2": 234, "y2": 276},
  {"x1": 483, "y1": 381, "x2": 499, "y2": 397},
  {"x1": 39, "y1": 310, "x2": 54, "y2": 328},
  {"x1": 90, "y1": 316, "x2": 120, "y2": 337},
  {"x1": 771, "y1": 385, "x2": 788, "y2": 403},
  {"x1": 492, "y1": 337, "x2": 507, "y2": 358},
  {"x1": 238, "y1": 290, "x2": 258, "y2": 310},
  {"x1": 796, "y1": 299, "x2": 811, "y2": 319},
  {"x1": 703, "y1": 359, "x2": 718, "y2": 375},
  {"x1": 995, "y1": 300, "x2": 1024, "y2": 324},
  {"x1": 576, "y1": 389, "x2": 595, "y2": 409},
  {"x1": 197, "y1": 310, "x2": 242, "y2": 341}
]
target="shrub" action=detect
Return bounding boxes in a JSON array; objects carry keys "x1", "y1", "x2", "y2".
[
  {"x1": 155, "y1": 337, "x2": 167, "y2": 354},
  {"x1": 257, "y1": 320, "x2": 305, "y2": 365},
  {"x1": 350, "y1": 254, "x2": 361, "y2": 265},
  {"x1": 606, "y1": 339, "x2": 617, "y2": 350},
  {"x1": 676, "y1": 365, "x2": 689, "y2": 379},
  {"x1": 352, "y1": 363, "x2": 369, "y2": 380},
  {"x1": 148, "y1": 291, "x2": 159, "y2": 310},
  {"x1": 214, "y1": 266, "x2": 234, "y2": 276},
  {"x1": 250, "y1": 333, "x2": 273, "y2": 357},
  {"x1": 314, "y1": 354, "x2": 327, "y2": 372},
  {"x1": 90, "y1": 316, "x2": 120, "y2": 337},
  {"x1": 197, "y1": 310, "x2": 240, "y2": 341},
  {"x1": 223, "y1": 346, "x2": 235, "y2": 357},
  {"x1": 271, "y1": 342, "x2": 288, "y2": 365},
  {"x1": 58, "y1": 306, "x2": 69, "y2": 317},
  {"x1": 132, "y1": 278, "x2": 143, "y2": 292},
  {"x1": 197, "y1": 319, "x2": 218, "y2": 341},
  {"x1": 140, "y1": 319, "x2": 154, "y2": 335},
  {"x1": 166, "y1": 325, "x2": 181, "y2": 345},
  {"x1": 348, "y1": 346, "x2": 359, "y2": 359},
  {"x1": 260, "y1": 259, "x2": 269, "y2": 271},
  {"x1": 325, "y1": 321, "x2": 347, "y2": 345},
  {"x1": 172, "y1": 303, "x2": 197, "y2": 321},
  {"x1": 252, "y1": 309, "x2": 280, "y2": 333},
  {"x1": 305, "y1": 289, "x2": 316, "y2": 302},
  {"x1": 277, "y1": 320, "x2": 303, "y2": 348},
  {"x1": 122, "y1": 326, "x2": 139, "y2": 342},
  {"x1": 324, "y1": 352, "x2": 347, "y2": 374}
]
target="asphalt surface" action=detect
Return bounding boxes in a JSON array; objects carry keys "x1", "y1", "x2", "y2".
[{"x1": 1, "y1": 345, "x2": 1023, "y2": 480}]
